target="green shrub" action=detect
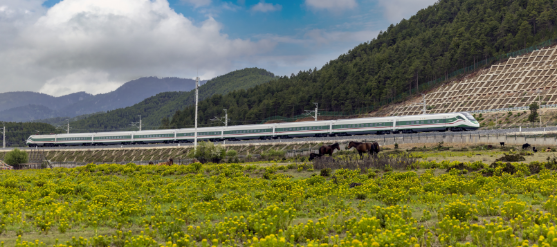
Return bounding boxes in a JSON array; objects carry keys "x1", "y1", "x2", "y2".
[
  {"x1": 320, "y1": 168, "x2": 332, "y2": 177},
  {"x1": 191, "y1": 162, "x2": 202, "y2": 171},
  {"x1": 187, "y1": 141, "x2": 226, "y2": 163},
  {"x1": 226, "y1": 150, "x2": 238, "y2": 157},
  {"x1": 356, "y1": 193, "x2": 367, "y2": 200},
  {"x1": 306, "y1": 175, "x2": 325, "y2": 185},
  {"x1": 4, "y1": 148, "x2": 28, "y2": 165},
  {"x1": 261, "y1": 149, "x2": 286, "y2": 160}
]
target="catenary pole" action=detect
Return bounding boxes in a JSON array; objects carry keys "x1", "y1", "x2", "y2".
[
  {"x1": 423, "y1": 94, "x2": 426, "y2": 115},
  {"x1": 539, "y1": 90, "x2": 542, "y2": 127},
  {"x1": 314, "y1": 103, "x2": 318, "y2": 121},
  {"x1": 194, "y1": 77, "x2": 199, "y2": 149},
  {"x1": 224, "y1": 109, "x2": 228, "y2": 127},
  {"x1": 66, "y1": 119, "x2": 70, "y2": 134},
  {"x1": 2, "y1": 124, "x2": 5, "y2": 149}
]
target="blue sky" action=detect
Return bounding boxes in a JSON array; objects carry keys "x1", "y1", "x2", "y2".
[{"x1": 0, "y1": 0, "x2": 435, "y2": 96}]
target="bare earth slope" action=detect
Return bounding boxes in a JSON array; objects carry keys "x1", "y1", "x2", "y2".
[{"x1": 387, "y1": 45, "x2": 557, "y2": 116}]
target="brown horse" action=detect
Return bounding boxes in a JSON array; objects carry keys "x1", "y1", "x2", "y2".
[
  {"x1": 319, "y1": 143, "x2": 340, "y2": 157},
  {"x1": 346, "y1": 141, "x2": 380, "y2": 159}
]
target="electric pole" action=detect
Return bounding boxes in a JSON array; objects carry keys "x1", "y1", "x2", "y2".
[
  {"x1": 538, "y1": 90, "x2": 542, "y2": 127},
  {"x1": 194, "y1": 76, "x2": 199, "y2": 149},
  {"x1": 224, "y1": 109, "x2": 228, "y2": 127},
  {"x1": 131, "y1": 115, "x2": 142, "y2": 131},
  {"x1": 314, "y1": 103, "x2": 318, "y2": 121},
  {"x1": 422, "y1": 94, "x2": 426, "y2": 115},
  {"x1": 409, "y1": 94, "x2": 427, "y2": 115},
  {"x1": 304, "y1": 103, "x2": 319, "y2": 121},
  {"x1": 211, "y1": 109, "x2": 229, "y2": 126},
  {"x1": 66, "y1": 119, "x2": 70, "y2": 134}
]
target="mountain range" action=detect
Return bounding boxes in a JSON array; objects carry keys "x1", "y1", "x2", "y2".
[{"x1": 0, "y1": 77, "x2": 204, "y2": 122}]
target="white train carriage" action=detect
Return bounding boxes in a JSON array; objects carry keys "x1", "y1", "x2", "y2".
[
  {"x1": 27, "y1": 134, "x2": 60, "y2": 147},
  {"x1": 26, "y1": 112, "x2": 479, "y2": 147},
  {"x1": 331, "y1": 117, "x2": 395, "y2": 136},
  {"x1": 55, "y1": 133, "x2": 95, "y2": 146},
  {"x1": 131, "y1": 130, "x2": 175, "y2": 144},
  {"x1": 224, "y1": 124, "x2": 274, "y2": 141},
  {"x1": 273, "y1": 122, "x2": 330, "y2": 139}
]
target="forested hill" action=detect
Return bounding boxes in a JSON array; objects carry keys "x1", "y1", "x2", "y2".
[
  {"x1": 0, "y1": 122, "x2": 61, "y2": 147},
  {"x1": 63, "y1": 68, "x2": 276, "y2": 132},
  {"x1": 164, "y1": 0, "x2": 557, "y2": 128}
]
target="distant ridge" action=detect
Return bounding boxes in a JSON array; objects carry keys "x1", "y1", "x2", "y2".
[{"x1": 0, "y1": 91, "x2": 92, "y2": 112}]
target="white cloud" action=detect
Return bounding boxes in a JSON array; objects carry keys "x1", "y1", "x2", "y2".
[
  {"x1": 39, "y1": 70, "x2": 122, "y2": 96},
  {"x1": 0, "y1": 0, "x2": 275, "y2": 96},
  {"x1": 251, "y1": 1, "x2": 281, "y2": 13},
  {"x1": 305, "y1": 0, "x2": 357, "y2": 12},
  {"x1": 222, "y1": 2, "x2": 241, "y2": 11},
  {"x1": 378, "y1": 0, "x2": 437, "y2": 22},
  {"x1": 181, "y1": 0, "x2": 212, "y2": 8}
]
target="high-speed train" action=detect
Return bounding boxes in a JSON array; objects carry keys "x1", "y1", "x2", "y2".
[{"x1": 26, "y1": 112, "x2": 479, "y2": 147}]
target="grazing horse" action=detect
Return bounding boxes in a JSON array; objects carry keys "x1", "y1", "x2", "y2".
[
  {"x1": 158, "y1": 158, "x2": 174, "y2": 166},
  {"x1": 319, "y1": 143, "x2": 340, "y2": 157},
  {"x1": 346, "y1": 141, "x2": 381, "y2": 159}
]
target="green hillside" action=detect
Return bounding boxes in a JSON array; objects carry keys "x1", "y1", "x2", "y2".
[
  {"x1": 164, "y1": 0, "x2": 557, "y2": 128},
  {"x1": 65, "y1": 68, "x2": 276, "y2": 132},
  {"x1": 0, "y1": 122, "x2": 61, "y2": 147}
]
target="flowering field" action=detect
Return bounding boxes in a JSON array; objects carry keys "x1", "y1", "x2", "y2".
[{"x1": 3, "y1": 160, "x2": 557, "y2": 246}]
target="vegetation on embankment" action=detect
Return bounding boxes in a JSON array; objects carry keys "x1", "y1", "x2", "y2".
[{"x1": 3, "y1": 140, "x2": 557, "y2": 165}]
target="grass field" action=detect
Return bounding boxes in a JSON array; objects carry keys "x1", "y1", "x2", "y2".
[{"x1": 3, "y1": 150, "x2": 557, "y2": 247}]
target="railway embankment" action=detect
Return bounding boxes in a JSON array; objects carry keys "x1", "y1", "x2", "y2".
[{"x1": 2, "y1": 132, "x2": 557, "y2": 166}]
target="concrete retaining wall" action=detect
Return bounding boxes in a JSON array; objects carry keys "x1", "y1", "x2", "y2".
[{"x1": 366, "y1": 133, "x2": 557, "y2": 147}]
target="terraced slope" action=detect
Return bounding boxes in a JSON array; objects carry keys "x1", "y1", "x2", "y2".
[{"x1": 390, "y1": 45, "x2": 557, "y2": 116}]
